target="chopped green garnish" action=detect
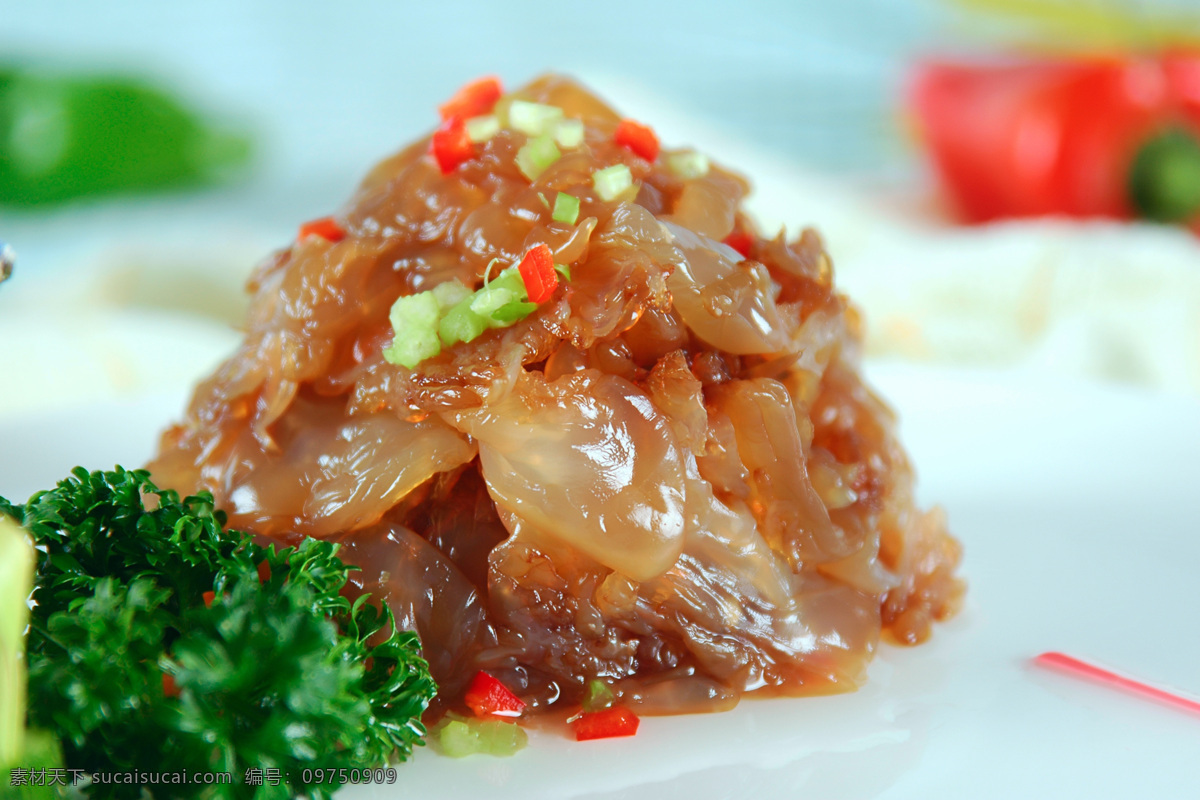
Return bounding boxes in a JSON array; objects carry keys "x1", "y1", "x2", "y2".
[
  {"x1": 482, "y1": 256, "x2": 502, "y2": 287},
  {"x1": 508, "y1": 100, "x2": 564, "y2": 136},
  {"x1": 537, "y1": 191, "x2": 550, "y2": 209},
  {"x1": 438, "y1": 298, "x2": 488, "y2": 347},
  {"x1": 554, "y1": 263, "x2": 571, "y2": 281},
  {"x1": 471, "y1": 284, "x2": 520, "y2": 317},
  {"x1": 432, "y1": 278, "x2": 472, "y2": 309},
  {"x1": 383, "y1": 291, "x2": 443, "y2": 368},
  {"x1": 583, "y1": 679, "x2": 616, "y2": 712},
  {"x1": 476, "y1": 267, "x2": 536, "y2": 324},
  {"x1": 386, "y1": 265, "x2": 544, "y2": 368},
  {"x1": 435, "y1": 280, "x2": 486, "y2": 346},
  {"x1": 477, "y1": 267, "x2": 527, "y2": 309},
  {"x1": 0, "y1": 468, "x2": 436, "y2": 800},
  {"x1": 491, "y1": 265, "x2": 526, "y2": 295},
  {"x1": 516, "y1": 134, "x2": 561, "y2": 181},
  {"x1": 465, "y1": 114, "x2": 501, "y2": 143},
  {"x1": 491, "y1": 299, "x2": 540, "y2": 324},
  {"x1": 553, "y1": 118, "x2": 585, "y2": 148},
  {"x1": 552, "y1": 192, "x2": 580, "y2": 224},
  {"x1": 593, "y1": 163, "x2": 634, "y2": 202},
  {"x1": 667, "y1": 150, "x2": 710, "y2": 179},
  {"x1": 437, "y1": 718, "x2": 528, "y2": 758}
]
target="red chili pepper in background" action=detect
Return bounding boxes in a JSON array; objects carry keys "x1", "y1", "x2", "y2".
[
  {"x1": 430, "y1": 115, "x2": 476, "y2": 174},
  {"x1": 570, "y1": 705, "x2": 640, "y2": 741},
  {"x1": 614, "y1": 118, "x2": 660, "y2": 162},
  {"x1": 517, "y1": 243, "x2": 558, "y2": 303},
  {"x1": 464, "y1": 670, "x2": 526, "y2": 718},
  {"x1": 162, "y1": 672, "x2": 179, "y2": 698},
  {"x1": 439, "y1": 76, "x2": 503, "y2": 122},
  {"x1": 909, "y1": 53, "x2": 1200, "y2": 226},
  {"x1": 298, "y1": 216, "x2": 346, "y2": 242}
]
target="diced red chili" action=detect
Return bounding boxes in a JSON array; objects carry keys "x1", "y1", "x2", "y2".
[
  {"x1": 464, "y1": 670, "x2": 526, "y2": 718},
  {"x1": 439, "y1": 76, "x2": 503, "y2": 122},
  {"x1": 202, "y1": 590, "x2": 215, "y2": 608},
  {"x1": 723, "y1": 230, "x2": 753, "y2": 258},
  {"x1": 614, "y1": 119, "x2": 660, "y2": 162},
  {"x1": 430, "y1": 116, "x2": 476, "y2": 174},
  {"x1": 517, "y1": 243, "x2": 558, "y2": 303},
  {"x1": 162, "y1": 672, "x2": 179, "y2": 698},
  {"x1": 571, "y1": 705, "x2": 640, "y2": 741},
  {"x1": 298, "y1": 216, "x2": 346, "y2": 243}
]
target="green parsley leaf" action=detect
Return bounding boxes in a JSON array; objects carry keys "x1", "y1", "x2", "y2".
[{"x1": 3, "y1": 467, "x2": 436, "y2": 799}]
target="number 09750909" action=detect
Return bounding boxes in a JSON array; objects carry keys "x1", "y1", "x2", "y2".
[{"x1": 301, "y1": 768, "x2": 398, "y2": 786}]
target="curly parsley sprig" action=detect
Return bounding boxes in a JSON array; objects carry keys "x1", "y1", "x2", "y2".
[{"x1": 0, "y1": 467, "x2": 436, "y2": 800}]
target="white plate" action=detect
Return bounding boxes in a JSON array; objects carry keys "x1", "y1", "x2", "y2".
[{"x1": 2, "y1": 365, "x2": 1198, "y2": 799}]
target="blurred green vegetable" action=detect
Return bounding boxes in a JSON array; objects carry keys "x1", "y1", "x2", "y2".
[
  {"x1": 0, "y1": 66, "x2": 252, "y2": 207},
  {"x1": 0, "y1": 514, "x2": 35, "y2": 767},
  {"x1": 1, "y1": 515, "x2": 63, "y2": 800},
  {"x1": 0, "y1": 730, "x2": 62, "y2": 800}
]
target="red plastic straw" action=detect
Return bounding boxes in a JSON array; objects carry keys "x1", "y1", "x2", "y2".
[{"x1": 1034, "y1": 651, "x2": 1200, "y2": 717}]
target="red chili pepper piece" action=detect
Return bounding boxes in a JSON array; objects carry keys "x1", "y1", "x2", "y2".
[
  {"x1": 518, "y1": 243, "x2": 557, "y2": 303},
  {"x1": 1034, "y1": 651, "x2": 1200, "y2": 717},
  {"x1": 571, "y1": 705, "x2": 640, "y2": 741},
  {"x1": 202, "y1": 590, "x2": 215, "y2": 608},
  {"x1": 723, "y1": 230, "x2": 753, "y2": 258},
  {"x1": 430, "y1": 116, "x2": 476, "y2": 174},
  {"x1": 439, "y1": 76, "x2": 503, "y2": 122},
  {"x1": 614, "y1": 118, "x2": 660, "y2": 162},
  {"x1": 298, "y1": 216, "x2": 346, "y2": 243},
  {"x1": 162, "y1": 672, "x2": 179, "y2": 698},
  {"x1": 464, "y1": 670, "x2": 527, "y2": 718}
]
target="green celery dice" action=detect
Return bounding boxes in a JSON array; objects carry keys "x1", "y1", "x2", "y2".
[
  {"x1": 383, "y1": 291, "x2": 442, "y2": 368},
  {"x1": 439, "y1": 298, "x2": 488, "y2": 346},
  {"x1": 438, "y1": 718, "x2": 527, "y2": 758}
]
